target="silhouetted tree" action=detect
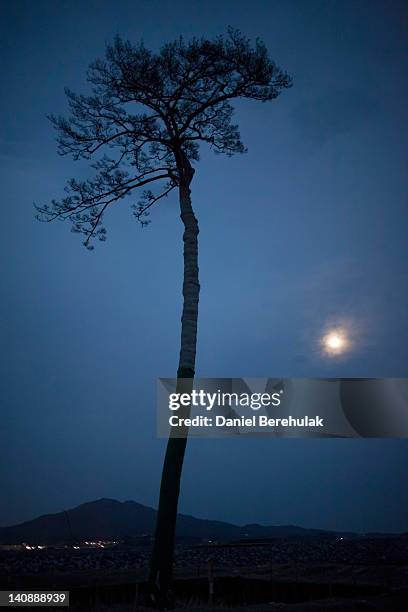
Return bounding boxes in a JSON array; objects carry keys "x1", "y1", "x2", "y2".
[{"x1": 36, "y1": 29, "x2": 291, "y2": 607}]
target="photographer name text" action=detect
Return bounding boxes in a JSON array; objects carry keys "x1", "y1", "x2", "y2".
[{"x1": 168, "y1": 415, "x2": 324, "y2": 428}]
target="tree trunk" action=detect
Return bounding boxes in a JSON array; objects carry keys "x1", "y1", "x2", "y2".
[{"x1": 148, "y1": 157, "x2": 199, "y2": 608}]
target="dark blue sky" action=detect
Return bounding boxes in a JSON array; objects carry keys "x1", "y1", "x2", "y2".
[{"x1": 1, "y1": 0, "x2": 407, "y2": 532}]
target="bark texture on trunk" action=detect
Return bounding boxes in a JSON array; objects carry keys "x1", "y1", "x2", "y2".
[{"x1": 148, "y1": 156, "x2": 199, "y2": 608}]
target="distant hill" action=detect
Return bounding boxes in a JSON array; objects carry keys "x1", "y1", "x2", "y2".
[{"x1": 0, "y1": 498, "x2": 349, "y2": 545}]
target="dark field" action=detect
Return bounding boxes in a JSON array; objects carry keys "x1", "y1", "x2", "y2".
[{"x1": 1, "y1": 537, "x2": 408, "y2": 610}]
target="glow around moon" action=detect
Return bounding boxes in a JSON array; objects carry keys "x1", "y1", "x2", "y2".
[{"x1": 321, "y1": 328, "x2": 350, "y2": 357}]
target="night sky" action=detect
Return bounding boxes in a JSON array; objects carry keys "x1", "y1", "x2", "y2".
[{"x1": 1, "y1": 0, "x2": 407, "y2": 533}]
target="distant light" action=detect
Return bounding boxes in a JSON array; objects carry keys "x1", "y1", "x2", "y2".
[
  {"x1": 326, "y1": 334, "x2": 342, "y2": 349},
  {"x1": 322, "y1": 328, "x2": 349, "y2": 356}
]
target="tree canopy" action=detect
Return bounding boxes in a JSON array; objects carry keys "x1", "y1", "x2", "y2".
[{"x1": 36, "y1": 29, "x2": 291, "y2": 247}]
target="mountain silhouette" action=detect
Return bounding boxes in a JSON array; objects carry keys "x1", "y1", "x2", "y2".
[{"x1": 0, "y1": 498, "x2": 346, "y2": 544}]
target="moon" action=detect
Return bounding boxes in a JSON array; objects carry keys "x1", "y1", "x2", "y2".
[{"x1": 322, "y1": 329, "x2": 349, "y2": 356}]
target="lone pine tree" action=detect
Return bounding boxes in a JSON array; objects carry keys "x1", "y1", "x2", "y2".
[{"x1": 36, "y1": 29, "x2": 291, "y2": 608}]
